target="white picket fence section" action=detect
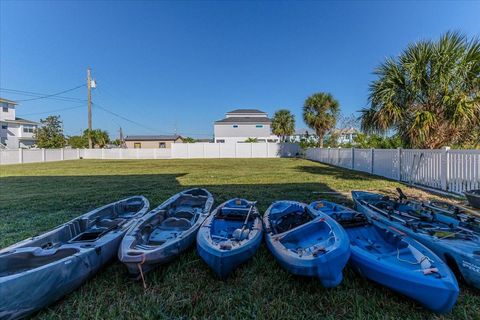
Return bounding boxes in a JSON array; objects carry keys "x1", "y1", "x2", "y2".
[
  {"x1": 305, "y1": 147, "x2": 480, "y2": 194},
  {"x1": 0, "y1": 143, "x2": 300, "y2": 165}
]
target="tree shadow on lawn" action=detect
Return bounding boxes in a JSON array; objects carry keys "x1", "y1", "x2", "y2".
[{"x1": 1, "y1": 174, "x2": 478, "y2": 319}]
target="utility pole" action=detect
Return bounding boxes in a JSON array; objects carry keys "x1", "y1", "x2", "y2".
[{"x1": 87, "y1": 67, "x2": 93, "y2": 149}]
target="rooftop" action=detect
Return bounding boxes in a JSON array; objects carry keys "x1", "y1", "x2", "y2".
[
  {"x1": 124, "y1": 135, "x2": 183, "y2": 141},
  {"x1": 215, "y1": 117, "x2": 272, "y2": 124},
  {"x1": 226, "y1": 109, "x2": 266, "y2": 115},
  {"x1": 2, "y1": 117, "x2": 39, "y2": 125},
  {"x1": 0, "y1": 98, "x2": 18, "y2": 105}
]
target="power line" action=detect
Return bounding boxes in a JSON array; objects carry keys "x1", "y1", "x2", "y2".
[
  {"x1": 15, "y1": 84, "x2": 86, "y2": 102},
  {"x1": 0, "y1": 88, "x2": 86, "y2": 103},
  {"x1": 17, "y1": 104, "x2": 85, "y2": 117},
  {"x1": 92, "y1": 103, "x2": 169, "y2": 134}
]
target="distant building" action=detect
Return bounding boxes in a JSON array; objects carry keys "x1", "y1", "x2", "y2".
[
  {"x1": 213, "y1": 109, "x2": 279, "y2": 143},
  {"x1": 333, "y1": 127, "x2": 359, "y2": 144},
  {"x1": 288, "y1": 127, "x2": 359, "y2": 145},
  {"x1": 124, "y1": 135, "x2": 183, "y2": 149},
  {"x1": 0, "y1": 98, "x2": 39, "y2": 149},
  {"x1": 288, "y1": 128, "x2": 318, "y2": 142}
]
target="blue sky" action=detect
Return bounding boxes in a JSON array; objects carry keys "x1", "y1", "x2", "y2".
[{"x1": 1, "y1": 1, "x2": 479, "y2": 139}]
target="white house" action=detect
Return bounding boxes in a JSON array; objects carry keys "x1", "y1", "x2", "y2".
[
  {"x1": 213, "y1": 109, "x2": 279, "y2": 143},
  {"x1": 0, "y1": 98, "x2": 39, "y2": 149}
]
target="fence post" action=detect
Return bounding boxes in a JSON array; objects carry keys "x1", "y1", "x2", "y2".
[
  {"x1": 187, "y1": 143, "x2": 190, "y2": 158},
  {"x1": 154, "y1": 148, "x2": 158, "y2": 160},
  {"x1": 18, "y1": 148, "x2": 23, "y2": 164},
  {"x1": 136, "y1": 148, "x2": 139, "y2": 159},
  {"x1": 101, "y1": 148, "x2": 105, "y2": 159},
  {"x1": 250, "y1": 143, "x2": 253, "y2": 158},
  {"x1": 370, "y1": 148, "x2": 374, "y2": 174},
  {"x1": 351, "y1": 147, "x2": 355, "y2": 169},
  {"x1": 327, "y1": 147, "x2": 331, "y2": 164},
  {"x1": 397, "y1": 147, "x2": 402, "y2": 181},
  {"x1": 42, "y1": 148, "x2": 46, "y2": 162},
  {"x1": 337, "y1": 147, "x2": 341, "y2": 165},
  {"x1": 61, "y1": 148, "x2": 65, "y2": 161},
  {"x1": 441, "y1": 147, "x2": 450, "y2": 191},
  {"x1": 76, "y1": 148, "x2": 80, "y2": 159},
  {"x1": 266, "y1": 142, "x2": 269, "y2": 158},
  {"x1": 235, "y1": 142, "x2": 237, "y2": 158},
  {"x1": 203, "y1": 143, "x2": 206, "y2": 158}
]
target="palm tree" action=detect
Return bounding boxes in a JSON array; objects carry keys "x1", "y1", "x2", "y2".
[
  {"x1": 303, "y1": 93, "x2": 340, "y2": 148},
  {"x1": 271, "y1": 109, "x2": 295, "y2": 142},
  {"x1": 360, "y1": 32, "x2": 480, "y2": 149}
]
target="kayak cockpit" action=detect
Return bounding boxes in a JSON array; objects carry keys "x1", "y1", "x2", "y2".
[
  {"x1": 132, "y1": 194, "x2": 208, "y2": 248},
  {"x1": 267, "y1": 201, "x2": 316, "y2": 235}
]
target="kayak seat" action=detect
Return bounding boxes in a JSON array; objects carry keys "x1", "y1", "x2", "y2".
[
  {"x1": 95, "y1": 218, "x2": 125, "y2": 229},
  {"x1": 160, "y1": 217, "x2": 191, "y2": 230}
]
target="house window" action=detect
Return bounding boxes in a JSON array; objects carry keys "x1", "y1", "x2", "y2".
[
  {"x1": 256, "y1": 124, "x2": 263, "y2": 128},
  {"x1": 159, "y1": 142, "x2": 166, "y2": 148},
  {"x1": 2, "y1": 107, "x2": 8, "y2": 113},
  {"x1": 134, "y1": 142, "x2": 141, "y2": 148},
  {"x1": 216, "y1": 139, "x2": 225, "y2": 143},
  {"x1": 23, "y1": 126, "x2": 34, "y2": 133},
  {"x1": 1, "y1": 125, "x2": 7, "y2": 130},
  {"x1": 233, "y1": 124, "x2": 238, "y2": 128}
]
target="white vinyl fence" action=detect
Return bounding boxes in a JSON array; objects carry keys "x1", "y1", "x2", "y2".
[
  {"x1": 305, "y1": 147, "x2": 480, "y2": 194},
  {"x1": 0, "y1": 143, "x2": 300, "y2": 165}
]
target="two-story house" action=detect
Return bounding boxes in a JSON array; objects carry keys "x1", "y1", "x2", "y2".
[
  {"x1": 0, "y1": 98, "x2": 39, "y2": 149},
  {"x1": 213, "y1": 109, "x2": 279, "y2": 143}
]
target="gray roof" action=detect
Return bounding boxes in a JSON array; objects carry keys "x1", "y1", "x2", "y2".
[
  {"x1": 226, "y1": 109, "x2": 266, "y2": 115},
  {"x1": 0, "y1": 97, "x2": 18, "y2": 105},
  {"x1": 215, "y1": 117, "x2": 272, "y2": 124},
  {"x1": 124, "y1": 135, "x2": 182, "y2": 141},
  {"x1": 2, "y1": 117, "x2": 39, "y2": 125}
]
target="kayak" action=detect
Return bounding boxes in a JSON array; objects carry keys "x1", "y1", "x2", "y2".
[
  {"x1": 352, "y1": 190, "x2": 480, "y2": 290},
  {"x1": 197, "y1": 199, "x2": 262, "y2": 278},
  {"x1": 119, "y1": 188, "x2": 214, "y2": 278},
  {"x1": 309, "y1": 200, "x2": 459, "y2": 313},
  {"x1": 0, "y1": 196, "x2": 149, "y2": 320},
  {"x1": 425, "y1": 200, "x2": 480, "y2": 233},
  {"x1": 465, "y1": 189, "x2": 480, "y2": 209},
  {"x1": 263, "y1": 200, "x2": 350, "y2": 288}
]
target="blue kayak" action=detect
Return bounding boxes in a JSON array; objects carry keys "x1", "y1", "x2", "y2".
[
  {"x1": 309, "y1": 200, "x2": 459, "y2": 313},
  {"x1": 197, "y1": 199, "x2": 262, "y2": 278},
  {"x1": 352, "y1": 190, "x2": 480, "y2": 290},
  {"x1": 263, "y1": 201, "x2": 350, "y2": 288}
]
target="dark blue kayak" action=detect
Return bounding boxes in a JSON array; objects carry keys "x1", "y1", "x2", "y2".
[
  {"x1": 309, "y1": 200, "x2": 459, "y2": 313},
  {"x1": 352, "y1": 190, "x2": 480, "y2": 290},
  {"x1": 263, "y1": 201, "x2": 350, "y2": 288},
  {"x1": 0, "y1": 196, "x2": 150, "y2": 320},
  {"x1": 197, "y1": 199, "x2": 262, "y2": 278}
]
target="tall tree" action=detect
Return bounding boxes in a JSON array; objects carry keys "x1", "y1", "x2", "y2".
[
  {"x1": 67, "y1": 135, "x2": 88, "y2": 148},
  {"x1": 271, "y1": 109, "x2": 295, "y2": 142},
  {"x1": 303, "y1": 92, "x2": 340, "y2": 147},
  {"x1": 34, "y1": 115, "x2": 66, "y2": 148},
  {"x1": 83, "y1": 129, "x2": 110, "y2": 148},
  {"x1": 361, "y1": 32, "x2": 480, "y2": 149}
]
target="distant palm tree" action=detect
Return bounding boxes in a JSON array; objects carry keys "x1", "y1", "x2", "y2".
[
  {"x1": 245, "y1": 137, "x2": 258, "y2": 143},
  {"x1": 361, "y1": 32, "x2": 480, "y2": 149},
  {"x1": 272, "y1": 109, "x2": 295, "y2": 142},
  {"x1": 303, "y1": 93, "x2": 340, "y2": 148}
]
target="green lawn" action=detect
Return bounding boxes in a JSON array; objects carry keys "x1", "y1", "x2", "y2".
[{"x1": 0, "y1": 158, "x2": 478, "y2": 319}]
